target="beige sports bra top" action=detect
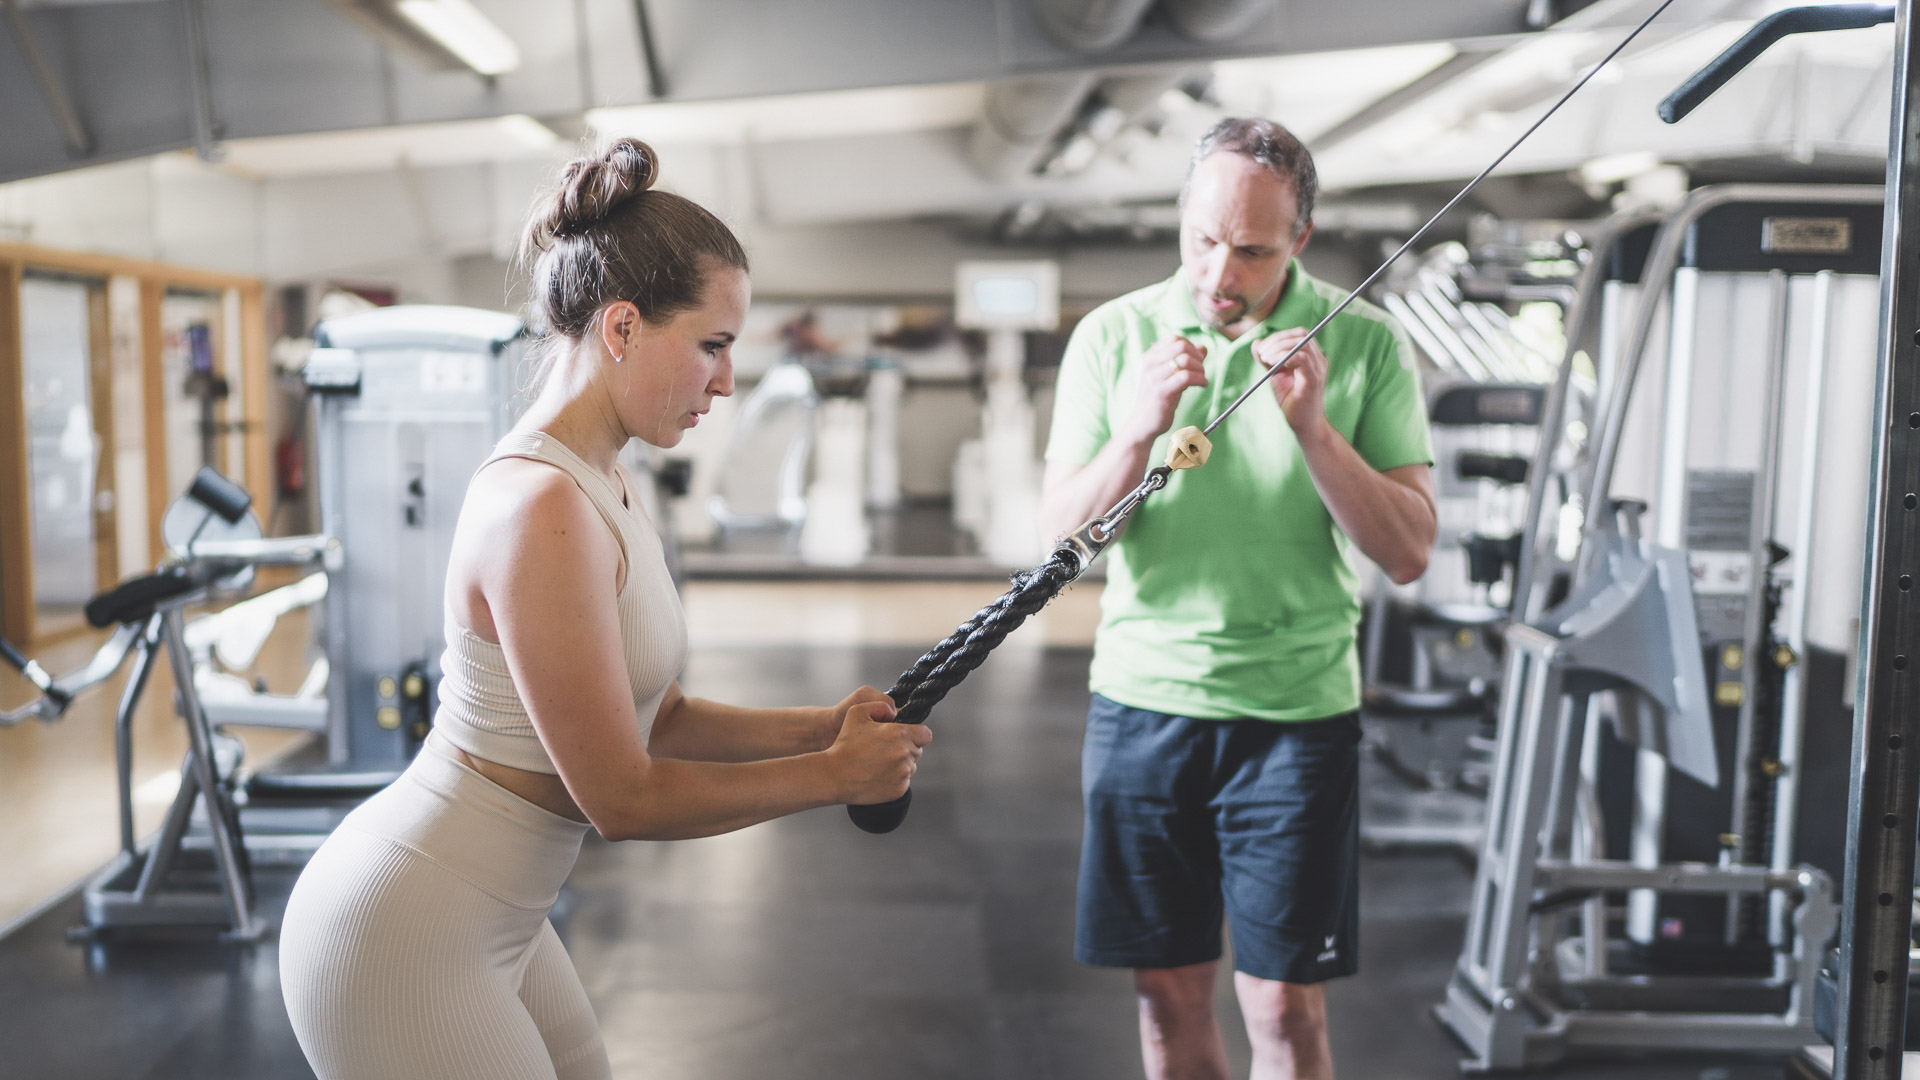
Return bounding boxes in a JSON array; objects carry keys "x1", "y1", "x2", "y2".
[{"x1": 433, "y1": 431, "x2": 686, "y2": 774}]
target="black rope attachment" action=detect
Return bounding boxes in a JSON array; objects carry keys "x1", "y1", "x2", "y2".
[
  {"x1": 846, "y1": 547, "x2": 1081, "y2": 833},
  {"x1": 847, "y1": 467, "x2": 1166, "y2": 834}
]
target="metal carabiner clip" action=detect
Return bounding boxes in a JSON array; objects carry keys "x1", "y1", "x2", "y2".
[{"x1": 1056, "y1": 466, "x2": 1170, "y2": 580}]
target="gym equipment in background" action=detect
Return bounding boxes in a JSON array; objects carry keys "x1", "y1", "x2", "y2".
[
  {"x1": 706, "y1": 360, "x2": 818, "y2": 537},
  {"x1": 1436, "y1": 184, "x2": 1882, "y2": 1071},
  {"x1": 951, "y1": 260, "x2": 1058, "y2": 567},
  {"x1": 303, "y1": 306, "x2": 529, "y2": 776},
  {"x1": 4, "y1": 466, "x2": 336, "y2": 939},
  {"x1": 1382, "y1": 240, "x2": 1567, "y2": 386},
  {"x1": 1359, "y1": 222, "x2": 1590, "y2": 855},
  {"x1": 1359, "y1": 381, "x2": 1546, "y2": 854},
  {"x1": 1649, "y1": 6, "x2": 1920, "y2": 1076}
]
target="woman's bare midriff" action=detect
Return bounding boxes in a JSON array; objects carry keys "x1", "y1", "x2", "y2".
[{"x1": 433, "y1": 738, "x2": 592, "y2": 824}]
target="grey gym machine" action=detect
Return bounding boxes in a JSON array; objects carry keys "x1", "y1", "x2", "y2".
[
  {"x1": 1654, "y1": 3, "x2": 1920, "y2": 1077},
  {"x1": 1435, "y1": 179, "x2": 1885, "y2": 1071},
  {"x1": 302, "y1": 305, "x2": 528, "y2": 775},
  {"x1": 1360, "y1": 222, "x2": 1633, "y2": 854}
]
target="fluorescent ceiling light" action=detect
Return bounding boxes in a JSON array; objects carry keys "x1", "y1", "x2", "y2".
[
  {"x1": 212, "y1": 115, "x2": 562, "y2": 178},
  {"x1": 1763, "y1": 0, "x2": 1890, "y2": 9},
  {"x1": 1210, "y1": 42, "x2": 1458, "y2": 141},
  {"x1": 1578, "y1": 151, "x2": 1660, "y2": 186},
  {"x1": 395, "y1": 0, "x2": 519, "y2": 75},
  {"x1": 589, "y1": 82, "x2": 986, "y2": 145},
  {"x1": 497, "y1": 114, "x2": 561, "y2": 149}
]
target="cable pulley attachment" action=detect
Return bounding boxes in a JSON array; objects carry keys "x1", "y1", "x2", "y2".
[
  {"x1": 1166, "y1": 426, "x2": 1212, "y2": 471},
  {"x1": 848, "y1": 0, "x2": 1682, "y2": 834}
]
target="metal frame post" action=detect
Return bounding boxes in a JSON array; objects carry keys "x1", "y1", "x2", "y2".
[
  {"x1": 1838, "y1": 1, "x2": 1920, "y2": 1075},
  {"x1": 1774, "y1": 270, "x2": 1835, "y2": 946}
]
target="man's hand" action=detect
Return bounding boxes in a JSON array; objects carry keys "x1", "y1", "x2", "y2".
[
  {"x1": 1253, "y1": 329, "x2": 1328, "y2": 438},
  {"x1": 1123, "y1": 337, "x2": 1209, "y2": 446}
]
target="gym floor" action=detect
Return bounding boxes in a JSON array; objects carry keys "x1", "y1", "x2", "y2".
[{"x1": 0, "y1": 583, "x2": 1790, "y2": 1078}]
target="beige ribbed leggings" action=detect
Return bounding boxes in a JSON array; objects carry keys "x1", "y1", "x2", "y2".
[{"x1": 280, "y1": 735, "x2": 609, "y2": 1080}]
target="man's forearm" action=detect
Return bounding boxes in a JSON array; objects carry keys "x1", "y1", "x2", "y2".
[
  {"x1": 1295, "y1": 423, "x2": 1436, "y2": 584},
  {"x1": 1039, "y1": 435, "x2": 1156, "y2": 543}
]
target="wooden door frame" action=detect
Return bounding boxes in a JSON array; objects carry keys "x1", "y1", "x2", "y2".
[{"x1": 0, "y1": 243, "x2": 262, "y2": 645}]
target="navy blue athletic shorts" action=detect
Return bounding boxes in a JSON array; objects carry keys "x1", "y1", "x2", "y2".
[{"x1": 1074, "y1": 693, "x2": 1361, "y2": 984}]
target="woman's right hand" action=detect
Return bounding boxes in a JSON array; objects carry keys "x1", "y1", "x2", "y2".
[{"x1": 826, "y1": 698, "x2": 932, "y2": 805}]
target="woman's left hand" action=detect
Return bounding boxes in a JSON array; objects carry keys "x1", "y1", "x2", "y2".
[{"x1": 819, "y1": 685, "x2": 894, "y2": 750}]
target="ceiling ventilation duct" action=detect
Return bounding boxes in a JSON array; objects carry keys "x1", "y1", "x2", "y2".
[
  {"x1": 324, "y1": 0, "x2": 521, "y2": 76},
  {"x1": 969, "y1": 0, "x2": 1157, "y2": 179},
  {"x1": 971, "y1": 0, "x2": 1258, "y2": 180},
  {"x1": 1030, "y1": 0, "x2": 1158, "y2": 53},
  {"x1": 1158, "y1": 0, "x2": 1276, "y2": 42},
  {"x1": 970, "y1": 72, "x2": 1103, "y2": 180},
  {"x1": 1035, "y1": 68, "x2": 1191, "y2": 176}
]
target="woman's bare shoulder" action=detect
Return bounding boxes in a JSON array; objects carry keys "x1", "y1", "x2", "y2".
[
  {"x1": 463, "y1": 458, "x2": 601, "y2": 539},
  {"x1": 448, "y1": 458, "x2": 621, "y2": 633}
]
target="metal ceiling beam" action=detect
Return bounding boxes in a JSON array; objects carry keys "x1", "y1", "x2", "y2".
[
  {"x1": 1, "y1": 0, "x2": 92, "y2": 156},
  {"x1": 631, "y1": 0, "x2": 666, "y2": 98},
  {"x1": 180, "y1": 0, "x2": 220, "y2": 161},
  {"x1": 1309, "y1": 46, "x2": 1504, "y2": 153}
]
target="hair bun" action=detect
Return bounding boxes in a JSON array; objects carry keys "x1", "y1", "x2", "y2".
[{"x1": 529, "y1": 138, "x2": 660, "y2": 248}]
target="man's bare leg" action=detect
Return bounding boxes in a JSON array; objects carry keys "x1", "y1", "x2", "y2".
[
  {"x1": 1232, "y1": 973, "x2": 1332, "y2": 1080},
  {"x1": 1135, "y1": 962, "x2": 1230, "y2": 1080}
]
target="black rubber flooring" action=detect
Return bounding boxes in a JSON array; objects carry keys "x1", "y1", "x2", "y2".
[{"x1": 0, "y1": 645, "x2": 1793, "y2": 1078}]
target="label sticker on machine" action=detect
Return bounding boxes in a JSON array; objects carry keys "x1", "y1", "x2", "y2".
[
  {"x1": 1760, "y1": 217, "x2": 1852, "y2": 256},
  {"x1": 1688, "y1": 550, "x2": 1750, "y2": 595},
  {"x1": 420, "y1": 352, "x2": 486, "y2": 393}
]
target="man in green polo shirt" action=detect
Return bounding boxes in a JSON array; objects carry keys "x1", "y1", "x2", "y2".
[{"x1": 1041, "y1": 118, "x2": 1435, "y2": 1080}]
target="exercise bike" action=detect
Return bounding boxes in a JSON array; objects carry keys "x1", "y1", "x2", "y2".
[{"x1": 2, "y1": 466, "x2": 337, "y2": 940}]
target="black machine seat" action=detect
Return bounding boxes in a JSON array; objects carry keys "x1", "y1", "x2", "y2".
[
  {"x1": 1457, "y1": 450, "x2": 1530, "y2": 486},
  {"x1": 83, "y1": 570, "x2": 200, "y2": 628},
  {"x1": 1363, "y1": 683, "x2": 1488, "y2": 719},
  {"x1": 245, "y1": 768, "x2": 402, "y2": 805}
]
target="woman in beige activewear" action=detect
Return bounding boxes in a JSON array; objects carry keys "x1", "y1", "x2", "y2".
[{"x1": 278, "y1": 138, "x2": 933, "y2": 1080}]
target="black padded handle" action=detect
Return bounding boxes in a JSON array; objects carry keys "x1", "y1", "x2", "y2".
[
  {"x1": 1659, "y1": 3, "x2": 1894, "y2": 123},
  {"x1": 84, "y1": 570, "x2": 197, "y2": 628},
  {"x1": 847, "y1": 686, "x2": 914, "y2": 834},
  {"x1": 847, "y1": 788, "x2": 913, "y2": 834},
  {"x1": 188, "y1": 465, "x2": 253, "y2": 524}
]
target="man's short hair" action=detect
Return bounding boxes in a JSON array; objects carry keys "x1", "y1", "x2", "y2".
[{"x1": 1183, "y1": 118, "x2": 1318, "y2": 231}]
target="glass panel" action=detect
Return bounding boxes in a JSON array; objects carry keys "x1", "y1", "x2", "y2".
[{"x1": 20, "y1": 277, "x2": 97, "y2": 633}]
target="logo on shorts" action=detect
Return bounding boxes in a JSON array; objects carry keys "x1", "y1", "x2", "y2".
[{"x1": 1317, "y1": 934, "x2": 1338, "y2": 964}]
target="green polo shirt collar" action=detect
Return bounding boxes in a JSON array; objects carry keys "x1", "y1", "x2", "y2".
[{"x1": 1158, "y1": 258, "x2": 1318, "y2": 344}]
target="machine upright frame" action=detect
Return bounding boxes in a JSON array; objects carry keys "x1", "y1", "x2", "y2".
[{"x1": 1838, "y1": 1, "x2": 1920, "y2": 1075}]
